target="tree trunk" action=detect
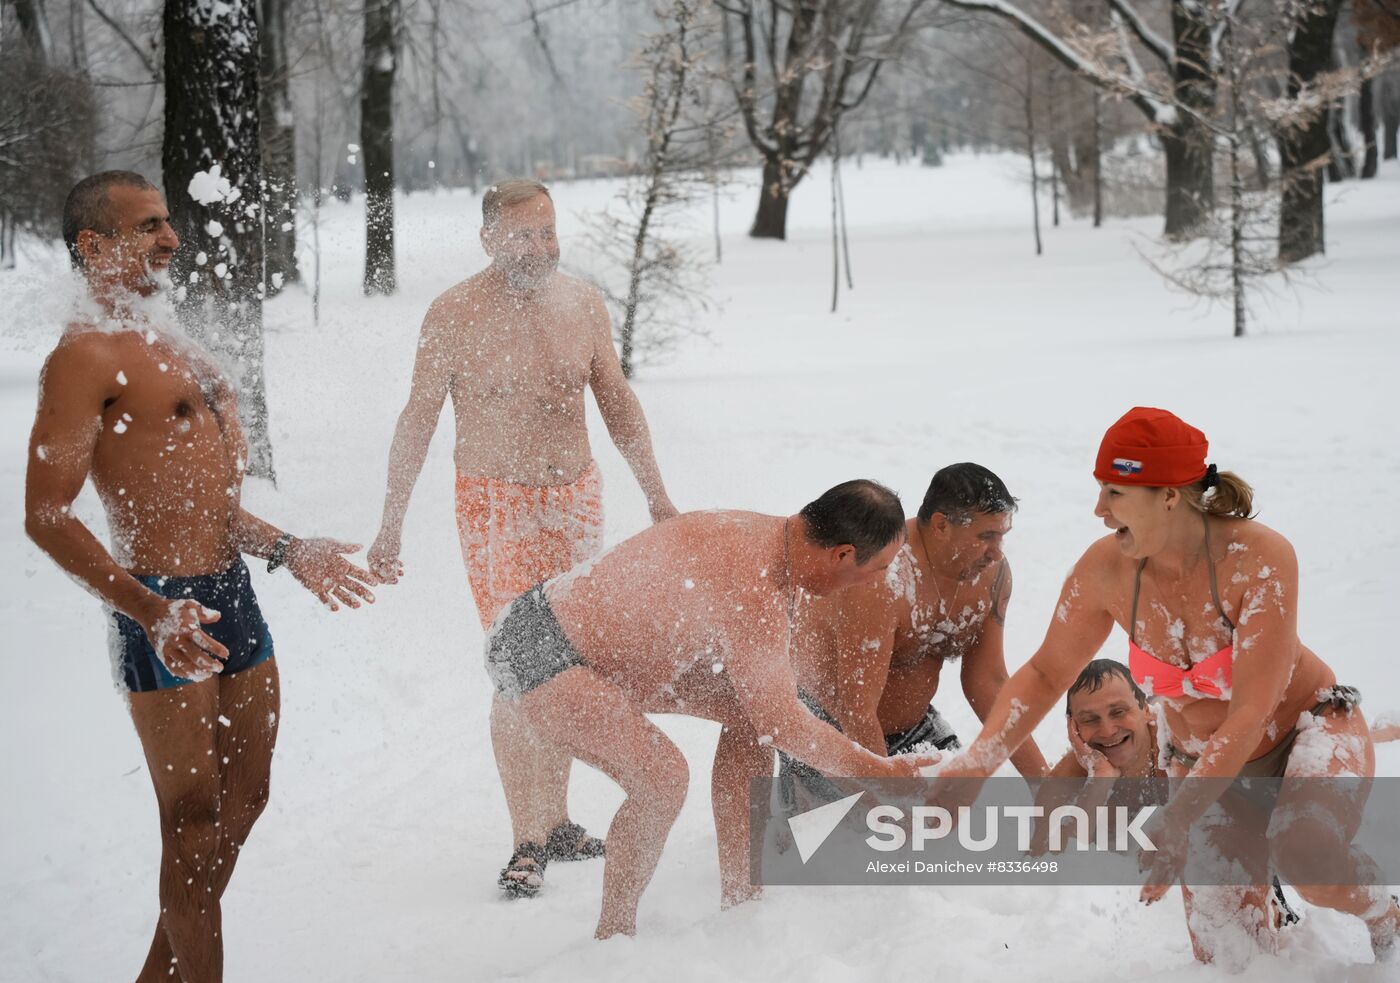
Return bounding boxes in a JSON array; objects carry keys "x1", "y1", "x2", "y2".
[
  {"x1": 260, "y1": 0, "x2": 299, "y2": 294},
  {"x1": 1277, "y1": 0, "x2": 1343, "y2": 265},
  {"x1": 1162, "y1": 0, "x2": 1217, "y2": 238},
  {"x1": 1092, "y1": 88, "x2": 1103, "y2": 228},
  {"x1": 1162, "y1": 121, "x2": 1214, "y2": 238},
  {"x1": 1026, "y1": 63, "x2": 1042, "y2": 256},
  {"x1": 361, "y1": 0, "x2": 398, "y2": 294},
  {"x1": 1248, "y1": 124, "x2": 1271, "y2": 189},
  {"x1": 163, "y1": 0, "x2": 275, "y2": 478},
  {"x1": 1050, "y1": 134, "x2": 1078, "y2": 208},
  {"x1": 1, "y1": 212, "x2": 15, "y2": 269},
  {"x1": 1327, "y1": 100, "x2": 1356, "y2": 180},
  {"x1": 1382, "y1": 74, "x2": 1399, "y2": 160},
  {"x1": 750, "y1": 157, "x2": 790, "y2": 240},
  {"x1": 13, "y1": 0, "x2": 55, "y2": 64},
  {"x1": 1359, "y1": 75, "x2": 1378, "y2": 179}
]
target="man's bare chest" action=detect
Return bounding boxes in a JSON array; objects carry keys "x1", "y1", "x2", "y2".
[
  {"x1": 99, "y1": 342, "x2": 222, "y2": 440},
  {"x1": 450, "y1": 325, "x2": 591, "y2": 405},
  {"x1": 892, "y1": 594, "x2": 989, "y2": 668}
]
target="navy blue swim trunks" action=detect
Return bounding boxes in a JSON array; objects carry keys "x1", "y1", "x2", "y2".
[{"x1": 108, "y1": 558, "x2": 275, "y2": 693}]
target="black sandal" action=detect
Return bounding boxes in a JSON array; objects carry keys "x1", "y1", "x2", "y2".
[
  {"x1": 498, "y1": 841, "x2": 548, "y2": 898},
  {"x1": 546, "y1": 820, "x2": 606, "y2": 861}
]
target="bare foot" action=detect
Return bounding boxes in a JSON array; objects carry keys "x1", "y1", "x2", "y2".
[
  {"x1": 594, "y1": 917, "x2": 636, "y2": 940},
  {"x1": 721, "y1": 883, "x2": 763, "y2": 910},
  {"x1": 1368, "y1": 898, "x2": 1400, "y2": 961}
]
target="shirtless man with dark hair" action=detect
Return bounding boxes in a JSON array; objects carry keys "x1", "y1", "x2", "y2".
[
  {"x1": 485, "y1": 480, "x2": 939, "y2": 937},
  {"x1": 783, "y1": 464, "x2": 1049, "y2": 804},
  {"x1": 25, "y1": 172, "x2": 377, "y2": 983}
]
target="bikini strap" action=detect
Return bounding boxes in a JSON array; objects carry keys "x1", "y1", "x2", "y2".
[
  {"x1": 1129, "y1": 558, "x2": 1147, "y2": 645},
  {"x1": 1201, "y1": 514, "x2": 1236, "y2": 633}
]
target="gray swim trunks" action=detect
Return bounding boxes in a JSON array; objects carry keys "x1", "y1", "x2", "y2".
[{"x1": 484, "y1": 585, "x2": 586, "y2": 699}]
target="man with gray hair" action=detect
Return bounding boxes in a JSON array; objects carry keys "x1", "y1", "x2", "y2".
[{"x1": 368, "y1": 178, "x2": 678, "y2": 894}]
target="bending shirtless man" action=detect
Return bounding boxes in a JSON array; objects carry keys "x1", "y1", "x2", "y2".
[
  {"x1": 368, "y1": 179, "x2": 678, "y2": 877},
  {"x1": 783, "y1": 464, "x2": 1048, "y2": 809},
  {"x1": 25, "y1": 171, "x2": 377, "y2": 982},
  {"x1": 485, "y1": 481, "x2": 937, "y2": 937}
]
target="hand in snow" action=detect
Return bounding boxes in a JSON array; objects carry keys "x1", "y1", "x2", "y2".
[
  {"x1": 889, "y1": 750, "x2": 942, "y2": 778},
  {"x1": 143, "y1": 598, "x2": 228, "y2": 680},
  {"x1": 286, "y1": 538, "x2": 380, "y2": 611},
  {"x1": 1069, "y1": 718, "x2": 1119, "y2": 778},
  {"x1": 920, "y1": 751, "x2": 991, "y2": 816},
  {"x1": 1139, "y1": 814, "x2": 1188, "y2": 904},
  {"x1": 367, "y1": 531, "x2": 404, "y2": 584},
  {"x1": 648, "y1": 495, "x2": 680, "y2": 525}
]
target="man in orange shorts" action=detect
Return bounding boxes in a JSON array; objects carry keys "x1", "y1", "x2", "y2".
[{"x1": 368, "y1": 178, "x2": 678, "y2": 889}]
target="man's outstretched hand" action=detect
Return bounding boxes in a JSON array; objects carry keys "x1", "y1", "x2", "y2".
[
  {"x1": 286, "y1": 538, "x2": 381, "y2": 611},
  {"x1": 648, "y1": 495, "x2": 680, "y2": 525},
  {"x1": 367, "y1": 530, "x2": 404, "y2": 584}
]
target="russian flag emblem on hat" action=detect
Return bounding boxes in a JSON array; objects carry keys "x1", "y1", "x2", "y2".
[{"x1": 1112, "y1": 458, "x2": 1144, "y2": 476}]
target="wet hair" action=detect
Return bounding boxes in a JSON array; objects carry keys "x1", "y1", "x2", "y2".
[
  {"x1": 482, "y1": 178, "x2": 551, "y2": 228},
  {"x1": 1178, "y1": 468, "x2": 1255, "y2": 519},
  {"x1": 799, "y1": 479, "x2": 905, "y2": 564},
  {"x1": 917, "y1": 462, "x2": 1018, "y2": 526},
  {"x1": 63, "y1": 170, "x2": 157, "y2": 269},
  {"x1": 1065, "y1": 659, "x2": 1147, "y2": 715}
]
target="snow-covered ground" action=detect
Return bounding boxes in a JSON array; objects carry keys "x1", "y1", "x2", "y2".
[{"x1": 3, "y1": 154, "x2": 1398, "y2": 982}]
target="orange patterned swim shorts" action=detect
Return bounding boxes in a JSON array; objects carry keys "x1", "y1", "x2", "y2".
[{"x1": 455, "y1": 461, "x2": 604, "y2": 630}]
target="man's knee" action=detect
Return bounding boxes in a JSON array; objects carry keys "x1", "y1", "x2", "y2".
[
  {"x1": 226, "y1": 777, "x2": 271, "y2": 836},
  {"x1": 634, "y1": 741, "x2": 689, "y2": 818},
  {"x1": 157, "y1": 799, "x2": 223, "y2": 895}
]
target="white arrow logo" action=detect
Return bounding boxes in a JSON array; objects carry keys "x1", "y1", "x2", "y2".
[{"x1": 788, "y1": 792, "x2": 865, "y2": 864}]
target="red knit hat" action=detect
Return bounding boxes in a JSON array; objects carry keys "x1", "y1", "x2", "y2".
[{"x1": 1094, "y1": 407, "x2": 1209, "y2": 486}]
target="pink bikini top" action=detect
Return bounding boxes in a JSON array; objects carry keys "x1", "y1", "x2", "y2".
[{"x1": 1127, "y1": 518, "x2": 1236, "y2": 700}]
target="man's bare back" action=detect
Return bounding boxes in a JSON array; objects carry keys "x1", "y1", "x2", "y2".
[
  {"x1": 426, "y1": 268, "x2": 605, "y2": 485},
  {"x1": 486, "y1": 482, "x2": 933, "y2": 937},
  {"x1": 547, "y1": 511, "x2": 792, "y2": 702}
]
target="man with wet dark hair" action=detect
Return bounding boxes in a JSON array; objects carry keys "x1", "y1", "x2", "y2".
[
  {"x1": 785, "y1": 463, "x2": 1049, "y2": 805},
  {"x1": 917, "y1": 460, "x2": 1018, "y2": 524},
  {"x1": 799, "y1": 478, "x2": 907, "y2": 562},
  {"x1": 27, "y1": 172, "x2": 377, "y2": 981},
  {"x1": 483, "y1": 480, "x2": 937, "y2": 935}
]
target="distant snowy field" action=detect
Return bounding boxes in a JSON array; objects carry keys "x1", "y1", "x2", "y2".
[{"x1": 3, "y1": 155, "x2": 1398, "y2": 982}]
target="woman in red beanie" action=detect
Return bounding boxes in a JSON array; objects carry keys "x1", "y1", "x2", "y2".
[{"x1": 940, "y1": 406, "x2": 1398, "y2": 966}]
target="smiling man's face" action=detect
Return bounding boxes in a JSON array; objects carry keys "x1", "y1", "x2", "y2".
[
  {"x1": 1069, "y1": 673, "x2": 1152, "y2": 772},
  {"x1": 78, "y1": 184, "x2": 179, "y2": 297}
]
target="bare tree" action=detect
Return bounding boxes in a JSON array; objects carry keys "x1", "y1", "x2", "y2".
[
  {"x1": 1277, "y1": 0, "x2": 1345, "y2": 263},
  {"x1": 1, "y1": 5, "x2": 96, "y2": 268},
  {"x1": 1143, "y1": 4, "x2": 1269, "y2": 336},
  {"x1": 162, "y1": 0, "x2": 275, "y2": 477},
  {"x1": 1355, "y1": 0, "x2": 1400, "y2": 174},
  {"x1": 583, "y1": 0, "x2": 734, "y2": 376},
  {"x1": 362, "y1": 0, "x2": 399, "y2": 294},
  {"x1": 718, "y1": 0, "x2": 929, "y2": 240},
  {"x1": 937, "y1": 0, "x2": 1223, "y2": 238},
  {"x1": 260, "y1": 0, "x2": 298, "y2": 294}
]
